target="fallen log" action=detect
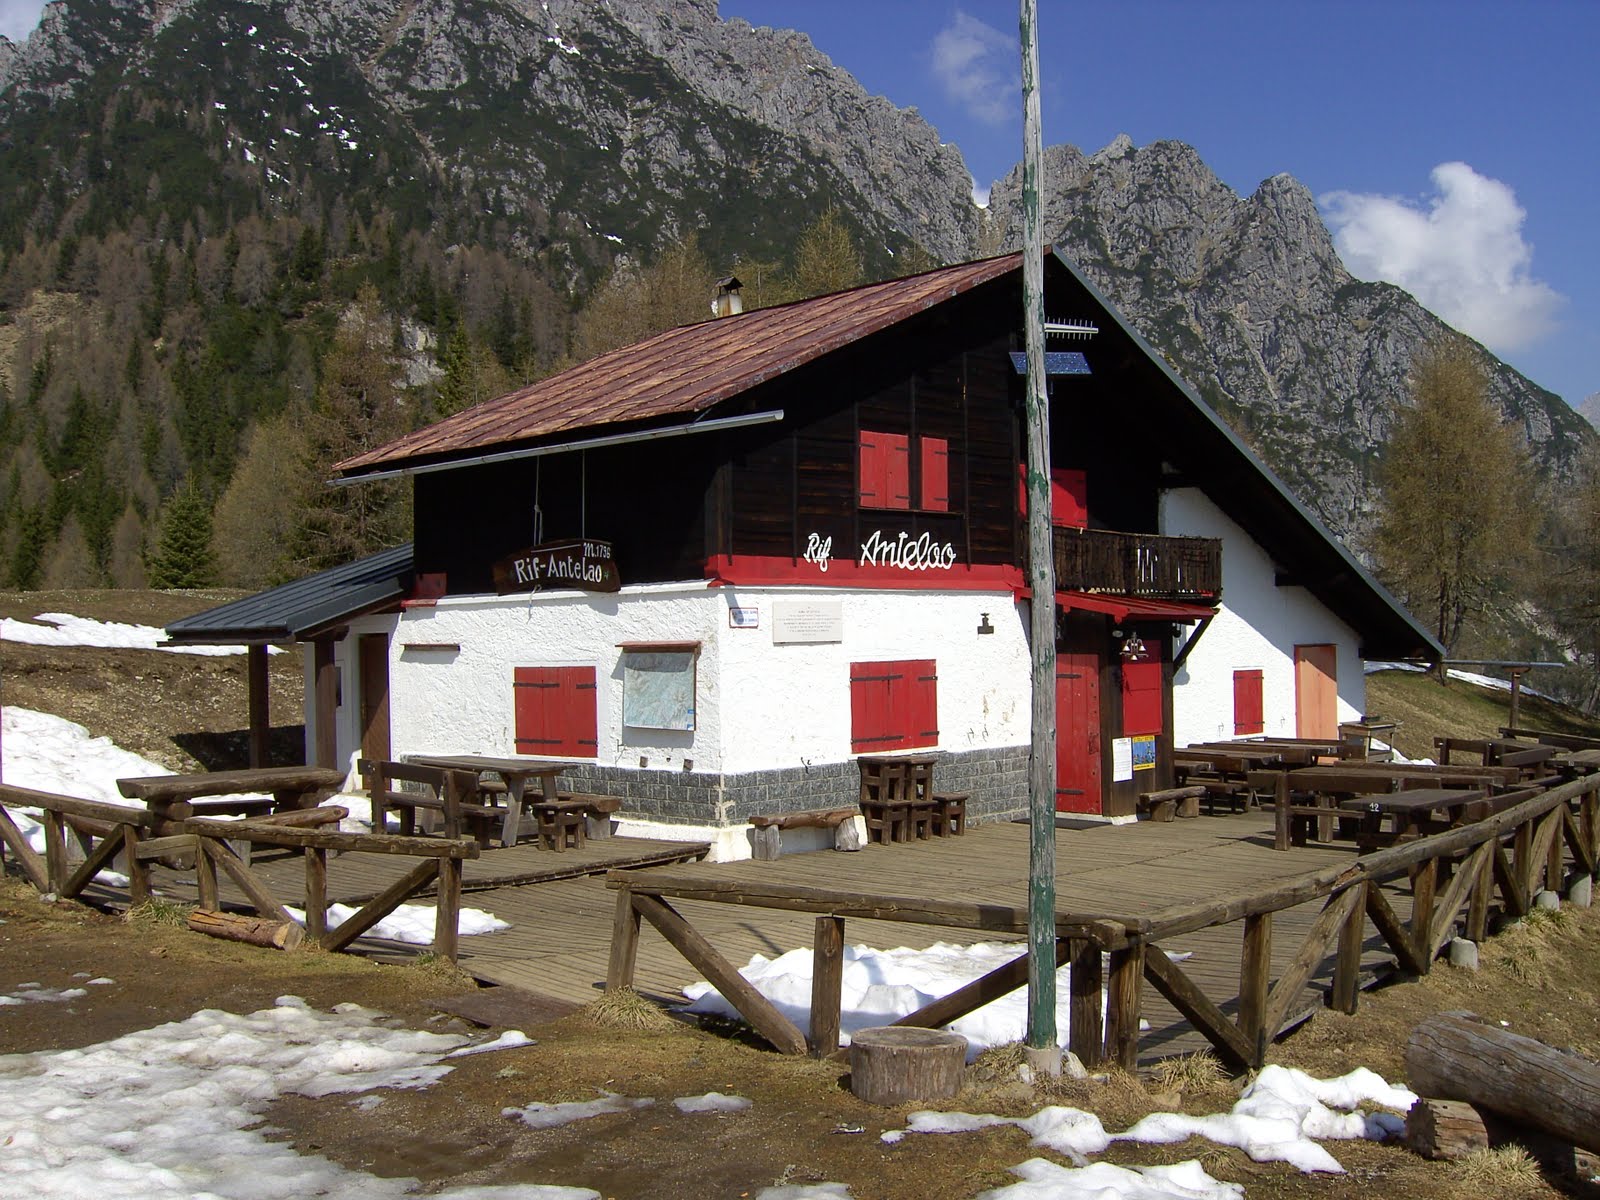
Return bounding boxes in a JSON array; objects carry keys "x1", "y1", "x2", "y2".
[
  {"x1": 1406, "y1": 1012, "x2": 1600, "y2": 1154},
  {"x1": 1406, "y1": 1097, "x2": 1600, "y2": 1184},
  {"x1": 187, "y1": 907, "x2": 304, "y2": 950}
]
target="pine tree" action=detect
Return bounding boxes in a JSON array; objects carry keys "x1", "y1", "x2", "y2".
[
  {"x1": 146, "y1": 482, "x2": 218, "y2": 588},
  {"x1": 1373, "y1": 339, "x2": 1537, "y2": 655},
  {"x1": 787, "y1": 208, "x2": 865, "y2": 300}
]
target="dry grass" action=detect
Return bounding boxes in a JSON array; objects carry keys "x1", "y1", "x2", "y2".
[
  {"x1": 580, "y1": 986, "x2": 682, "y2": 1032},
  {"x1": 1448, "y1": 1145, "x2": 1545, "y2": 1193},
  {"x1": 1150, "y1": 1050, "x2": 1227, "y2": 1095},
  {"x1": 123, "y1": 897, "x2": 193, "y2": 927}
]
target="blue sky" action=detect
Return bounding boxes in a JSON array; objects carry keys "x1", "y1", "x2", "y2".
[
  {"x1": 2, "y1": 0, "x2": 1593, "y2": 406},
  {"x1": 717, "y1": 0, "x2": 1596, "y2": 409}
]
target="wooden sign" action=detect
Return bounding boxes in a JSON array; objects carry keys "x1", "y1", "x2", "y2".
[{"x1": 493, "y1": 539, "x2": 620, "y2": 594}]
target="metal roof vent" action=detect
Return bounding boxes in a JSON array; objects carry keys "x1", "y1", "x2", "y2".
[{"x1": 712, "y1": 275, "x2": 744, "y2": 318}]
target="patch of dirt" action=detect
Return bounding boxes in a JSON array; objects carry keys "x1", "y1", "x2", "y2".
[
  {"x1": 7, "y1": 874, "x2": 1600, "y2": 1199},
  {"x1": 0, "y1": 589, "x2": 306, "y2": 771}
]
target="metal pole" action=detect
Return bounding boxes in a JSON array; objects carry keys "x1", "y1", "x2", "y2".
[{"x1": 1019, "y1": 0, "x2": 1061, "y2": 1076}]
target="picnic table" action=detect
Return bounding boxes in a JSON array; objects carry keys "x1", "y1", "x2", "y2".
[
  {"x1": 116, "y1": 765, "x2": 346, "y2": 824},
  {"x1": 1337, "y1": 787, "x2": 1487, "y2": 852},
  {"x1": 1192, "y1": 738, "x2": 1356, "y2": 765},
  {"x1": 408, "y1": 754, "x2": 587, "y2": 848}
]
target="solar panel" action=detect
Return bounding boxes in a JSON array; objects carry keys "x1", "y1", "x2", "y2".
[{"x1": 1009, "y1": 351, "x2": 1092, "y2": 376}]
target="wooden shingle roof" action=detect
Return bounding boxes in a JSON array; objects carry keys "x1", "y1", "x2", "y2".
[{"x1": 334, "y1": 253, "x2": 1021, "y2": 480}]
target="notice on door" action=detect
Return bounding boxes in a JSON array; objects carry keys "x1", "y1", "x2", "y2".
[{"x1": 1111, "y1": 737, "x2": 1134, "y2": 783}]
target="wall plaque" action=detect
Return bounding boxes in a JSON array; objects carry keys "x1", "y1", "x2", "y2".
[
  {"x1": 772, "y1": 600, "x2": 844, "y2": 644},
  {"x1": 492, "y1": 539, "x2": 620, "y2": 594}
]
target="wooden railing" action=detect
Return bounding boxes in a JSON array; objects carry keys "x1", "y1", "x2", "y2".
[
  {"x1": 605, "y1": 773, "x2": 1600, "y2": 1068},
  {"x1": 1053, "y1": 526, "x2": 1221, "y2": 598},
  {"x1": 0, "y1": 783, "x2": 480, "y2": 960}
]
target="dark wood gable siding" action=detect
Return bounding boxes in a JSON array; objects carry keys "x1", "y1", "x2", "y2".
[
  {"x1": 720, "y1": 326, "x2": 1019, "y2": 571},
  {"x1": 414, "y1": 439, "x2": 715, "y2": 594}
]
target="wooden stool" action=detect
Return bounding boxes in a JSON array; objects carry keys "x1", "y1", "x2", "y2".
[
  {"x1": 908, "y1": 800, "x2": 936, "y2": 840},
  {"x1": 533, "y1": 804, "x2": 586, "y2": 850},
  {"x1": 931, "y1": 793, "x2": 967, "y2": 836}
]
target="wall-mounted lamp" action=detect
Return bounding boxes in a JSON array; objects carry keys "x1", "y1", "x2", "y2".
[
  {"x1": 1120, "y1": 633, "x2": 1150, "y2": 662},
  {"x1": 977, "y1": 612, "x2": 994, "y2": 636}
]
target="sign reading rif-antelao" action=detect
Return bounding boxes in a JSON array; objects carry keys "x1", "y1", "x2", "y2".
[{"x1": 492, "y1": 540, "x2": 620, "y2": 594}]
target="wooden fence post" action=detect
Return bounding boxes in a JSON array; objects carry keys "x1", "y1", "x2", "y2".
[
  {"x1": 122, "y1": 824, "x2": 149, "y2": 907},
  {"x1": 810, "y1": 915, "x2": 846, "y2": 1057},
  {"x1": 606, "y1": 884, "x2": 641, "y2": 990},
  {"x1": 1239, "y1": 912, "x2": 1271, "y2": 1066},
  {"x1": 1466, "y1": 845, "x2": 1492, "y2": 942},
  {"x1": 1104, "y1": 938, "x2": 1145, "y2": 1068},
  {"x1": 1273, "y1": 773, "x2": 1291, "y2": 852},
  {"x1": 196, "y1": 837, "x2": 219, "y2": 910},
  {"x1": 1067, "y1": 937, "x2": 1103, "y2": 1068},
  {"x1": 1411, "y1": 858, "x2": 1437, "y2": 973},
  {"x1": 43, "y1": 809, "x2": 67, "y2": 893},
  {"x1": 1330, "y1": 881, "x2": 1366, "y2": 1014},
  {"x1": 433, "y1": 857, "x2": 461, "y2": 962},
  {"x1": 304, "y1": 848, "x2": 328, "y2": 940}
]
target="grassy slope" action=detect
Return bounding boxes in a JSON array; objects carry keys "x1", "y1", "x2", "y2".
[{"x1": 1365, "y1": 669, "x2": 1600, "y2": 761}]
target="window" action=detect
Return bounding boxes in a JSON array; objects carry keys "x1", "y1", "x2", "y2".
[
  {"x1": 1016, "y1": 466, "x2": 1087, "y2": 527},
  {"x1": 513, "y1": 666, "x2": 598, "y2": 757},
  {"x1": 1233, "y1": 669, "x2": 1264, "y2": 736},
  {"x1": 850, "y1": 659, "x2": 938, "y2": 751},
  {"x1": 860, "y1": 431, "x2": 949, "y2": 511},
  {"x1": 1120, "y1": 658, "x2": 1163, "y2": 736}
]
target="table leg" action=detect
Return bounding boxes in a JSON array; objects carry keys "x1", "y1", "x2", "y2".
[{"x1": 500, "y1": 778, "x2": 526, "y2": 848}]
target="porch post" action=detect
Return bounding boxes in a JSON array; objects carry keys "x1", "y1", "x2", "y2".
[
  {"x1": 247, "y1": 644, "x2": 271, "y2": 768},
  {"x1": 313, "y1": 636, "x2": 340, "y2": 770}
]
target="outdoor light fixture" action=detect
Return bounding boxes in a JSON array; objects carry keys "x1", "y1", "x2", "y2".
[
  {"x1": 977, "y1": 612, "x2": 995, "y2": 635},
  {"x1": 1120, "y1": 634, "x2": 1149, "y2": 662}
]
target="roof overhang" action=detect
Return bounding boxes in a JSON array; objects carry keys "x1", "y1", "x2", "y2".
[{"x1": 1056, "y1": 591, "x2": 1216, "y2": 624}]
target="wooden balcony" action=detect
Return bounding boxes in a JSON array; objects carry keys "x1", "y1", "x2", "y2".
[{"x1": 1052, "y1": 526, "x2": 1222, "y2": 599}]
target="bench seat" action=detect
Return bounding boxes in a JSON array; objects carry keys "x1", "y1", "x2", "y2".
[
  {"x1": 1137, "y1": 787, "x2": 1206, "y2": 822},
  {"x1": 751, "y1": 807, "x2": 863, "y2": 859}
]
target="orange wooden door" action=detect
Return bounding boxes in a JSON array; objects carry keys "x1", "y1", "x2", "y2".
[
  {"x1": 1294, "y1": 644, "x2": 1338, "y2": 739},
  {"x1": 1055, "y1": 652, "x2": 1102, "y2": 814}
]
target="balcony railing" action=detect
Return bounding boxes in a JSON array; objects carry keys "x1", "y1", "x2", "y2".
[{"x1": 1052, "y1": 526, "x2": 1222, "y2": 599}]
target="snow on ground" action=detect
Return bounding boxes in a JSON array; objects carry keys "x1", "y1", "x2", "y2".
[
  {"x1": 1365, "y1": 659, "x2": 1552, "y2": 699},
  {"x1": 682, "y1": 941, "x2": 1182, "y2": 1059},
  {"x1": 887, "y1": 1064, "x2": 1413, "y2": 1176},
  {"x1": 0, "y1": 996, "x2": 587, "y2": 1200},
  {"x1": 284, "y1": 902, "x2": 509, "y2": 943},
  {"x1": 0, "y1": 612, "x2": 271, "y2": 656}
]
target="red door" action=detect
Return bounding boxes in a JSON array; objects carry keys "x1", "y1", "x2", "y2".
[{"x1": 1055, "y1": 652, "x2": 1102, "y2": 814}]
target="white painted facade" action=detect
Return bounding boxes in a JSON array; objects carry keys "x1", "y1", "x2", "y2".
[
  {"x1": 307, "y1": 581, "x2": 1033, "y2": 784},
  {"x1": 1161, "y1": 488, "x2": 1365, "y2": 747}
]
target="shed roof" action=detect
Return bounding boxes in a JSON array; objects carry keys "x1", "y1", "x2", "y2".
[{"x1": 163, "y1": 544, "x2": 413, "y2": 644}]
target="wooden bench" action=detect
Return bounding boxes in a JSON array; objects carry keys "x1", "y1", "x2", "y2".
[
  {"x1": 750, "y1": 807, "x2": 863, "y2": 860},
  {"x1": 1137, "y1": 786, "x2": 1205, "y2": 822},
  {"x1": 358, "y1": 759, "x2": 500, "y2": 843},
  {"x1": 555, "y1": 793, "x2": 623, "y2": 840}
]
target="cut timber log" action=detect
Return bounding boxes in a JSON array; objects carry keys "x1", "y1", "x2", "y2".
[
  {"x1": 849, "y1": 1026, "x2": 967, "y2": 1105},
  {"x1": 187, "y1": 907, "x2": 305, "y2": 950},
  {"x1": 1406, "y1": 1012, "x2": 1600, "y2": 1154},
  {"x1": 1405, "y1": 1097, "x2": 1600, "y2": 1182}
]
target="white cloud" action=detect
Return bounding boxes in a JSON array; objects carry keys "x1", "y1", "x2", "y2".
[
  {"x1": 1320, "y1": 162, "x2": 1564, "y2": 353},
  {"x1": 0, "y1": 0, "x2": 46, "y2": 43},
  {"x1": 930, "y1": 11, "x2": 1017, "y2": 126}
]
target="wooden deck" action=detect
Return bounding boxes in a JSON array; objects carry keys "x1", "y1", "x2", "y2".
[{"x1": 147, "y1": 813, "x2": 1410, "y2": 1063}]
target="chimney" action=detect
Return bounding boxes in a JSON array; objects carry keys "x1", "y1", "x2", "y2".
[{"x1": 711, "y1": 275, "x2": 744, "y2": 318}]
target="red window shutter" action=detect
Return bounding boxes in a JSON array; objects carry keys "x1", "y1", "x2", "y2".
[
  {"x1": 908, "y1": 659, "x2": 939, "y2": 747},
  {"x1": 851, "y1": 660, "x2": 938, "y2": 752},
  {"x1": 850, "y1": 662, "x2": 901, "y2": 750},
  {"x1": 1051, "y1": 468, "x2": 1087, "y2": 528},
  {"x1": 1233, "y1": 669, "x2": 1264, "y2": 736},
  {"x1": 1121, "y1": 659, "x2": 1163, "y2": 736},
  {"x1": 513, "y1": 666, "x2": 597, "y2": 757},
  {"x1": 859, "y1": 433, "x2": 886, "y2": 506},
  {"x1": 920, "y1": 437, "x2": 949, "y2": 511}
]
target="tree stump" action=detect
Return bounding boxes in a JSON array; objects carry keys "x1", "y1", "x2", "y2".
[
  {"x1": 188, "y1": 908, "x2": 304, "y2": 950},
  {"x1": 1405, "y1": 1097, "x2": 1600, "y2": 1182},
  {"x1": 849, "y1": 1026, "x2": 966, "y2": 1105}
]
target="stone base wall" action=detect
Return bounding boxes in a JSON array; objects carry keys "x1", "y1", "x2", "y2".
[{"x1": 553, "y1": 745, "x2": 1031, "y2": 829}]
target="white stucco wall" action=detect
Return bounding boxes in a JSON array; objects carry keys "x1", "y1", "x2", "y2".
[
  {"x1": 1161, "y1": 488, "x2": 1365, "y2": 747},
  {"x1": 309, "y1": 582, "x2": 1032, "y2": 779}
]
